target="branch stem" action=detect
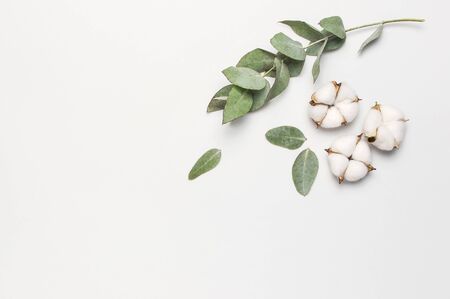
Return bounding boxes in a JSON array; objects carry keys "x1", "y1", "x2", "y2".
[{"x1": 304, "y1": 18, "x2": 425, "y2": 49}]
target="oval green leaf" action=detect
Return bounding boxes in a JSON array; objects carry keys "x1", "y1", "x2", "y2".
[
  {"x1": 268, "y1": 57, "x2": 290, "y2": 100},
  {"x1": 237, "y1": 48, "x2": 276, "y2": 73},
  {"x1": 306, "y1": 29, "x2": 346, "y2": 56},
  {"x1": 265, "y1": 126, "x2": 306, "y2": 150},
  {"x1": 270, "y1": 32, "x2": 306, "y2": 61},
  {"x1": 358, "y1": 24, "x2": 383, "y2": 53},
  {"x1": 280, "y1": 20, "x2": 324, "y2": 41},
  {"x1": 207, "y1": 85, "x2": 232, "y2": 113},
  {"x1": 188, "y1": 148, "x2": 222, "y2": 180},
  {"x1": 222, "y1": 66, "x2": 266, "y2": 90},
  {"x1": 312, "y1": 39, "x2": 328, "y2": 82},
  {"x1": 292, "y1": 148, "x2": 319, "y2": 196},
  {"x1": 222, "y1": 86, "x2": 253, "y2": 124},
  {"x1": 251, "y1": 79, "x2": 271, "y2": 111},
  {"x1": 278, "y1": 54, "x2": 305, "y2": 77},
  {"x1": 319, "y1": 16, "x2": 346, "y2": 39}
]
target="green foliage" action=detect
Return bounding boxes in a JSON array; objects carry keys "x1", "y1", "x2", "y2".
[
  {"x1": 270, "y1": 32, "x2": 306, "y2": 61},
  {"x1": 265, "y1": 126, "x2": 306, "y2": 149},
  {"x1": 222, "y1": 66, "x2": 266, "y2": 90},
  {"x1": 292, "y1": 148, "x2": 319, "y2": 196},
  {"x1": 188, "y1": 149, "x2": 222, "y2": 180},
  {"x1": 222, "y1": 86, "x2": 253, "y2": 124},
  {"x1": 359, "y1": 25, "x2": 383, "y2": 53},
  {"x1": 207, "y1": 85, "x2": 232, "y2": 113}
]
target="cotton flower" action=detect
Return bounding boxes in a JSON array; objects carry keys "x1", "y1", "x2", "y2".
[
  {"x1": 309, "y1": 81, "x2": 361, "y2": 128},
  {"x1": 363, "y1": 102, "x2": 408, "y2": 151},
  {"x1": 326, "y1": 134, "x2": 375, "y2": 183}
]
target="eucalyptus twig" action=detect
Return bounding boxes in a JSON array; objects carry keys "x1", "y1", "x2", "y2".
[{"x1": 304, "y1": 18, "x2": 425, "y2": 49}]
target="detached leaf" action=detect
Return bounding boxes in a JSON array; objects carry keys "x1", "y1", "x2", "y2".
[
  {"x1": 312, "y1": 39, "x2": 328, "y2": 82},
  {"x1": 222, "y1": 66, "x2": 266, "y2": 90},
  {"x1": 251, "y1": 80, "x2": 271, "y2": 111},
  {"x1": 222, "y1": 86, "x2": 253, "y2": 124},
  {"x1": 280, "y1": 20, "x2": 324, "y2": 41},
  {"x1": 292, "y1": 148, "x2": 319, "y2": 196},
  {"x1": 207, "y1": 85, "x2": 232, "y2": 113},
  {"x1": 319, "y1": 16, "x2": 346, "y2": 39},
  {"x1": 237, "y1": 48, "x2": 276, "y2": 73},
  {"x1": 270, "y1": 32, "x2": 306, "y2": 61},
  {"x1": 265, "y1": 126, "x2": 306, "y2": 150},
  {"x1": 268, "y1": 57, "x2": 290, "y2": 100},
  {"x1": 188, "y1": 148, "x2": 221, "y2": 180},
  {"x1": 358, "y1": 24, "x2": 383, "y2": 53}
]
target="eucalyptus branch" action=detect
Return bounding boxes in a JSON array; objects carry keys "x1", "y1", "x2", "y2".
[{"x1": 304, "y1": 18, "x2": 425, "y2": 49}]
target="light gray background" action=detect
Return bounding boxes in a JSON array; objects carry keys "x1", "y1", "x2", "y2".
[{"x1": 0, "y1": 0, "x2": 448, "y2": 298}]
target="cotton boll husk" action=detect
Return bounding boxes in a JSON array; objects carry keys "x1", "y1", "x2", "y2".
[
  {"x1": 330, "y1": 135, "x2": 358, "y2": 157},
  {"x1": 363, "y1": 108, "x2": 382, "y2": 137},
  {"x1": 308, "y1": 104, "x2": 328, "y2": 123},
  {"x1": 320, "y1": 106, "x2": 344, "y2": 128},
  {"x1": 335, "y1": 83, "x2": 357, "y2": 104},
  {"x1": 372, "y1": 125, "x2": 395, "y2": 150},
  {"x1": 335, "y1": 99, "x2": 359, "y2": 123},
  {"x1": 312, "y1": 81, "x2": 337, "y2": 105},
  {"x1": 380, "y1": 105, "x2": 404, "y2": 122},
  {"x1": 327, "y1": 153, "x2": 349, "y2": 178},
  {"x1": 344, "y1": 160, "x2": 369, "y2": 182},
  {"x1": 384, "y1": 120, "x2": 406, "y2": 145},
  {"x1": 351, "y1": 140, "x2": 372, "y2": 164}
]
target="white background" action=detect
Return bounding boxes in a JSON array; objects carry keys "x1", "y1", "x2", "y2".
[{"x1": 0, "y1": 0, "x2": 449, "y2": 298}]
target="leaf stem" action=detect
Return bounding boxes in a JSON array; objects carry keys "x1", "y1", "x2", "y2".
[{"x1": 304, "y1": 18, "x2": 425, "y2": 49}]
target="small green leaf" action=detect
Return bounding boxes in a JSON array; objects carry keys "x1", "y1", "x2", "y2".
[
  {"x1": 270, "y1": 33, "x2": 306, "y2": 61},
  {"x1": 237, "y1": 48, "x2": 276, "y2": 73},
  {"x1": 358, "y1": 24, "x2": 383, "y2": 53},
  {"x1": 312, "y1": 39, "x2": 328, "y2": 82},
  {"x1": 222, "y1": 66, "x2": 266, "y2": 90},
  {"x1": 306, "y1": 29, "x2": 346, "y2": 56},
  {"x1": 251, "y1": 80, "x2": 271, "y2": 111},
  {"x1": 188, "y1": 148, "x2": 222, "y2": 180},
  {"x1": 207, "y1": 85, "x2": 232, "y2": 113},
  {"x1": 284, "y1": 57, "x2": 305, "y2": 77},
  {"x1": 292, "y1": 148, "x2": 319, "y2": 196},
  {"x1": 268, "y1": 57, "x2": 290, "y2": 100},
  {"x1": 319, "y1": 16, "x2": 346, "y2": 39},
  {"x1": 280, "y1": 20, "x2": 324, "y2": 41},
  {"x1": 265, "y1": 126, "x2": 306, "y2": 150},
  {"x1": 222, "y1": 86, "x2": 253, "y2": 124}
]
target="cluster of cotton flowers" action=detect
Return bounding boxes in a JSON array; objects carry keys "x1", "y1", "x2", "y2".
[{"x1": 310, "y1": 81, "x2": 408, "y2": 183}]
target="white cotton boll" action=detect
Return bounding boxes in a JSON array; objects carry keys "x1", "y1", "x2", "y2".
[
  {"x1": 363, "y1": 103, "x2": 408, "y2": 151},
  {"x1": 351, "y1": 139, "x2": 372, "y2": 165},
  {"x1": 380, "y1": 105, "x2": 405, "y2": 122},
  {"x1": 326, "y1": 134, "x2": 375, "y2": 183},
  {"x1": 320, "y1": 106, "x2": 345, "y2": 128},
  {"x1": 335, "y1": 100, "x2": 359, "y2": 123},
  {"x1": 384, "y1": 120, "x2": 406, "y2": 145},
  {"x1": 330, "y1": 135, "x2": 358, "y2": 157},
  {"x1": 335, "y1": 82, "x2": 358, "y2": 103},
  {"x1": 372, "y1": 125, "x2": 395, "y2": 150},
  {"x1": 309, "y1": 81, "x2": 360, "y2": 129},
  {"x1": 308, "y1": 104, "x2": 328, "y2": 123},
  {"x1": 312, "y1": 81, "x2": 337, "y2": 105},
  {"x1": 344, "y1": 160, "x2": 368, "y2": 182},
  {"x1": 327, "y1": 153, "x2": 349, "y2": 178},
  {"x1": 363, "y1": 107, "x2": 382, "y2": 137}
]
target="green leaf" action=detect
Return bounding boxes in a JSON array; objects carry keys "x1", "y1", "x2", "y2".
[
  {"x1": 222, "y1": 86, "x2": 253, "y2": 124},
  {"x1": 319, "y1": 16, "x2": 346, "y2": 39},
  {"x1": 207, "y1": 85, "x2": 232, "y2": 113},
  {"x1": 237, "y1": 48, "x2": 276, "y2": 73},
  {"x1": 280, "y1": 20, "x2": 324, "y2": 41},
  {"x1": 285, "y1": 58, "x2": 305, "y2": 77},
  {"x1": 358, "y1": 24, "x2": 383, "y2": 53},
  {"x1": 268, "y1": 57, "x2": 290, "y2": 100},
  {"x1": 265, "y1": 126, "x2": 306, "y2": 150},
  {"x1": 222, "y1": 66, "x2": 266, "y2": 90},
  {"x1": 306, "y1": 29, "x2": 346, "y2": 56},
  {"x1": 312, "y1": 39, "x2": 328, "y2": 82},
  {"x1": 270, "y1": 32, "x2": 306, "y2": 61},
  {"x1": 292, "y1": 148, "x2": 319, "y2": 196},
  {"x1": 251, "y1": 80, "x2": 271, "y2": 111},
  {"x1": 188, "y1": 148, "x2": 222, "y2": 180}
]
